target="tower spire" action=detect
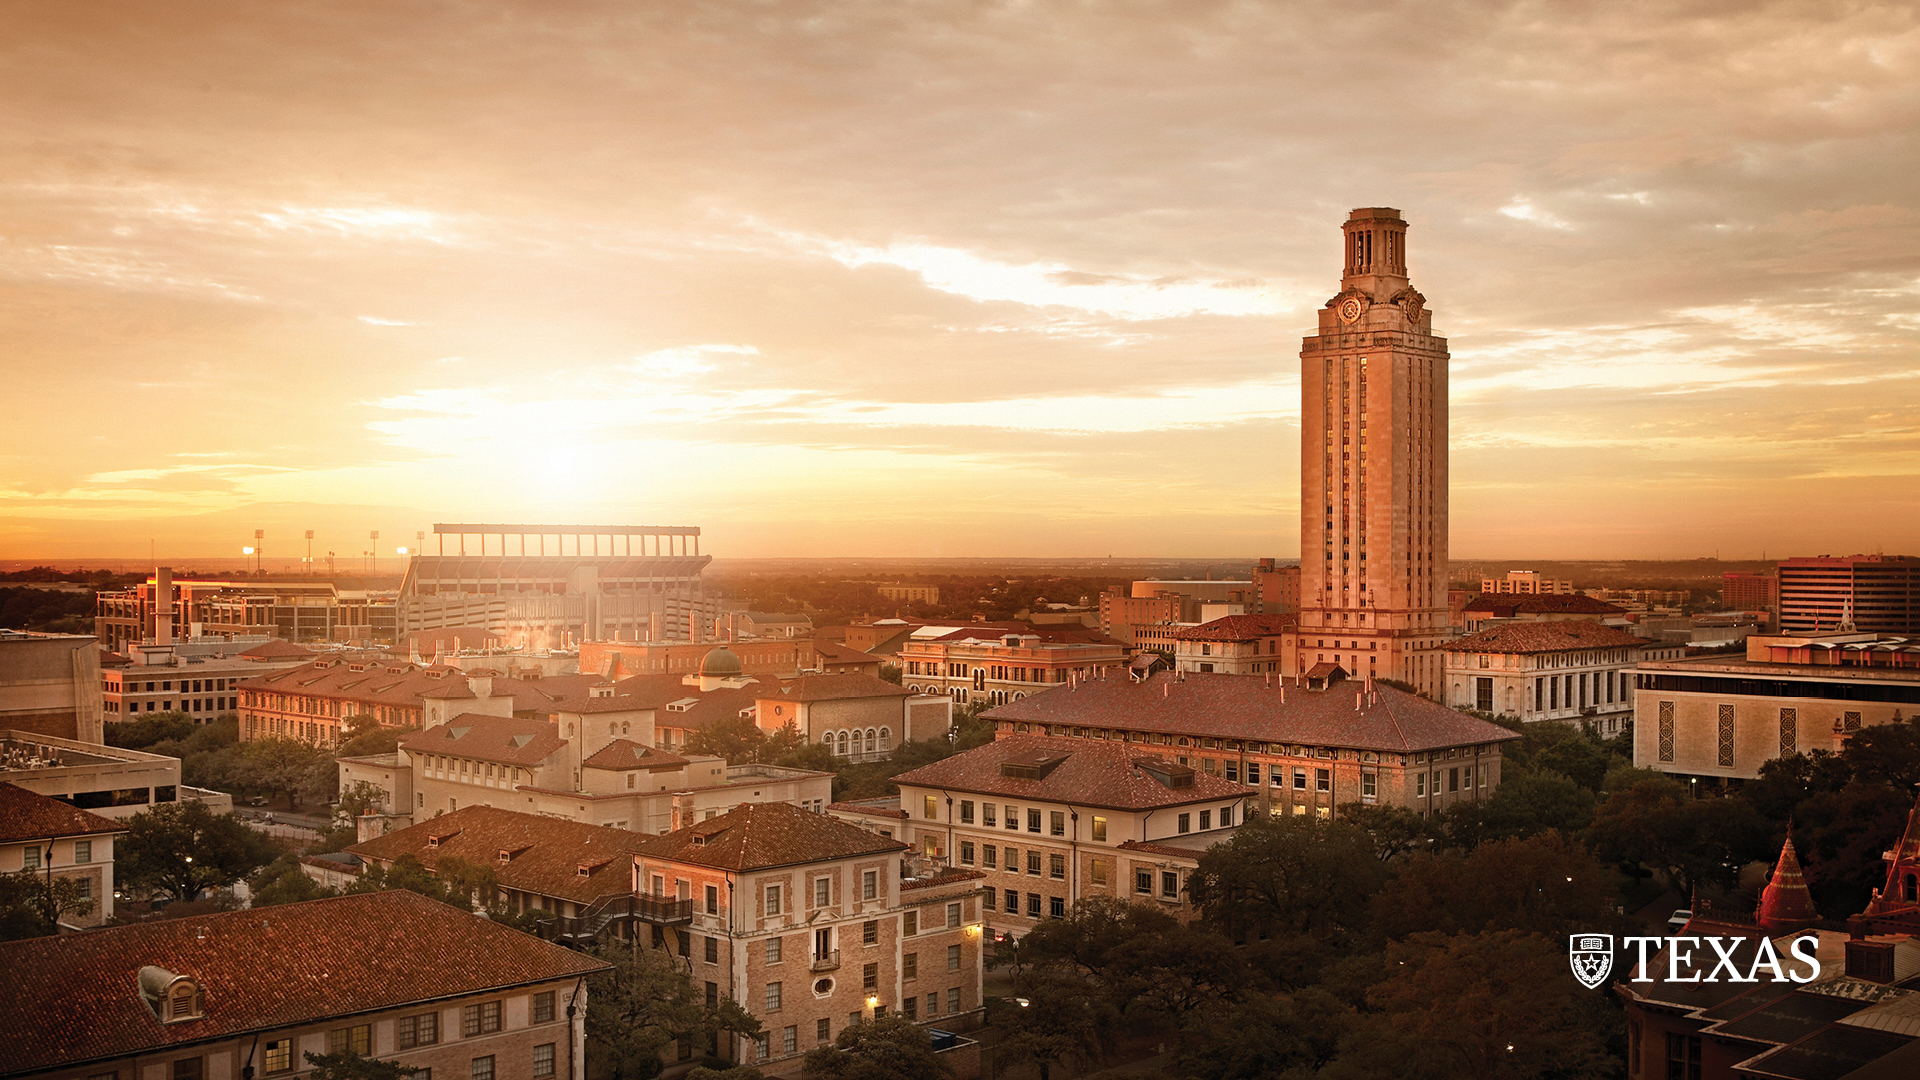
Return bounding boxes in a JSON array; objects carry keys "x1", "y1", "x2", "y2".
[{"x1": 1757, "y1": 823, "x2": 1820, "y2": 935}]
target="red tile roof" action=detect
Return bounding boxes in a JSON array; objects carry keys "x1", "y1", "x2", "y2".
[
  {"x1": 399, "y1": 713, "x2": 567, "y2": 766},
  {"x1": 813, "y1": 641, "x2": 884, "y2": 665},
  {"x1": 1171, "y1": 614, "x2": 1299, "y2": 642},
  {"x1": 908, "y1": 622, "x2": 1121, "y2": 646},
  {"x1": 828, "y1": 800, "x2": 910, "y2": 820},
  {"x1": 349, "y1": 806, "x2": 652, "y2": 905},
  {"x1": 1444, "y1": 621, "x2": 1647, "y2": 654},
  {"x1": 1462, "y1": 593, "x2": 1626, "y2": 615},
  {"x1": 891, "y1": 735, "x2": 1249, "y2": 811},
  {"x1": 237, "y1": 660, "x2": 599, "y2": 713},
  {"x1": 980, "y1": 672, "x2": 1518, "y2": 755},
  {"x1": 581, "y1": 739, "x2": 693, "y2": 771},
  {"x1": 236, "y1": 639, "x2": 317, "y2": 660},
  {"x1": 769, "y1": 672, "x2": 912, "y2": 703},
  {"x1": 633, "y1": 801, "x2": 905, "y2": 872},
  {"x1": 0, "y1": 889, "x2": 607, "y2": 1075},
  {"x1": 0, "y1": 783, "x2": 126, "y2": 843}
]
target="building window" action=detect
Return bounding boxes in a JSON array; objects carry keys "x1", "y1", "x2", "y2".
[
  {"x1": 766, "y1": 885, "x2": 781, "y2": 915},
  {"x1": 948, "y1": 943, "x2": 963, "y2": 970},
  {"x1": 74, "y1": 840, "x2": 92, "y2": 863},
  {"x1": 1361, "y1": 769, "x2": 1377, "y2": 800},
  {"x1": 532, "y1": 991, "x2": 555, "y2": 1023},
  {"x1": 1091, "y1": 816, "x2": 1107, "y2": 842},
  {"x1": 706, "y1": 981, "x2": 718, "y2": 1008},
  {"x1": 983, "y1": 844, "x2": 997, "y2": 869},
  {"x1": 1050, "y1": 811, "x2": 1065, "y2": 836},
  {"x1": 1005, "y1": 805, "x2": 1018, "y2": 830},
  {"x1": 863, "y1": 920, "x2": 878, "y2": 946},
  {"x1": 904, "y1": 910, "x2": 918, "y2": 935},
  {"x1": 947, "y1": 902, "x2": 962, "y2": 928},
  {"x1": 329, "y1": 1025, "x2": 372, "y2": 1056},
  {"x1": 814, "y1": 877, "x2": 831, "y2": 908},
  {"x1": 1004, "y1": 888, "x2": 1018, "y2": 911},
  {"x1": 766, "y1": 981, "x2": 783, "y2": 1012},
  {"x1": 1026, "y1": 851, "x2": 1041, "y2": 876},
  {"x1": 1091, "y1": 859, "x2": 1108, "y2": 886},
  {"x1": 1200, "y1": 810, "x2": 1211, "y2": 830},
  {"x1": 817, "y1": 1019, "x2": 831, "y2": 1046},
  {"x1": 22, "y1": 846, "x2": 39, "y2": 870},
  {"x1": 705, "y1": 885, "x2": 719, "y2": 915},
  {"x1": 1161, "y1": 872, "x2": 1179, "y2": 900},
  {"x1": 463, "y1": 1001, "x2": 502, "y2": 1036},
  {"x1": 1293, "y1": 768, "x2": 1307, "y2": 790},
  {"x1": 1178, "y1": 813, "x2": 1191, "y2": 834},
  {"x1": 863, "y1": 869, "x2": 877, "y2": 900},
  {"x1": 904, "y1": 996, "x2": 919, "y2": 1019},
  {"x1": 960, "y1": 800, "x2": 975, "y2": 823},
  {"x1": 1027, "y1": 809, "x2": 1042, "y2": 833},
  {"x1": 1026, "y1": 893, "x2": 1041, "y2": 918},
  {"x1": 1666, "y1": 1033, "x2": 1701, "y2": 1080},
  {"x1": 983, "y1": 890, "x2": 996, "y2": 911},
  {"x1": 1136, "y1": 870, "x2": 1153, "y2": 894},
  {"x1": 1315, "y1": 768, "x2": 1331, "y2": 792},
  {"x1": 171, "y1": 1062, "x2": 202, "y2": 1080},
  {"x1": 905, "y1": 952, "x2": 918, "y2": 979},
  {"x1": 1049, "y1": 895, "x2": 1065, "y2": 918},
  {"x1": 948, "y1": 987, "x2": 962, "y2": 1014},
  {"x1": 533, "y1": 1044, "x2": 555, "y2": 1079},
  {"x1": 767, "y1": 936, "x2": 783, "y2": 964},
  {"x1": 263, "y1": 1040, "x2": 292, "y2": 1074},
  {"x1": 923, "y1": 795, "x2": 938, "y2": 819},
  {"x1": 399, "y1": 1013, "x2": 440, "y2": 1048},
  {"x1": 705, "y1": 936, "x2": 719, "y2": 964},
  {"x1": 469, "y1": 1055, "x2": 495, "y2": 1080},
  {"x1": 960, "y1": 841, "x2": 975, "y2": 865},
  {"x1": 863, "y1": 963, "x2": 878, "y2": 990}
]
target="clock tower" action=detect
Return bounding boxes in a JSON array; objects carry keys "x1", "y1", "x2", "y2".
[{"x1": 1298, "y1": 207, "x2": 1449, "y2": 695}]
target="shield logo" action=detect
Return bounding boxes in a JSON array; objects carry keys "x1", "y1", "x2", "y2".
[{"x1": 1569, "y1": 934, "x2": 1614, "y2": 989}]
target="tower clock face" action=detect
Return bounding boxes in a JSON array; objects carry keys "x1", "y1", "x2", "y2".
[{"x1": 1338, "y1": 296, "x2": 1363, "y2": 323}]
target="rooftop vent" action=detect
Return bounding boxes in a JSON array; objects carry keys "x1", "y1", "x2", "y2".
[
  {"x1": 137, "y1": 967, "x2": 204, "y2": 1024},
  {"x1": 1134, "y1": 757, "x2": 1195, "y2": 789},
  {"x1": 1000, "y1": 752, "x2": 1068, "y2": 781}
]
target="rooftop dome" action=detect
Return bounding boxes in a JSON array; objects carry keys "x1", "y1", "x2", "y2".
[{"x1": 699, "y1": 646, "x2": 744, "y2": 678}]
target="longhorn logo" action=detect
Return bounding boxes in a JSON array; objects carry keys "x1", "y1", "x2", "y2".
[{"x1": 1569, "y1": 934, "x2": 1614, "y2": 990}]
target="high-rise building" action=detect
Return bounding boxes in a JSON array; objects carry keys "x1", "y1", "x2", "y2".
[
  {"x1": 1297, "y1": 208, "x2": 1450, "y2": 695},
  {"x1": 1777, "y1": 555, "x2": 1920, "y2": 635},
  {"x1": 1721, "y1": 570, "x2": 1778, "y2": 612}
]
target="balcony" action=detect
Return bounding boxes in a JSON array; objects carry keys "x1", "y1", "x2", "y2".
[
  {"x1": 634, "y1": 893, "x2": 695, "y2": 925},
  {"x1": 811, "y1": 949, "x2": 841, "y2": 972}
]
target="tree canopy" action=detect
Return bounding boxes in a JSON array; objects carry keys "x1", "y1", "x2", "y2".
[{"x1": 118, "y1": 799, "x2": 280, "y2": 903}]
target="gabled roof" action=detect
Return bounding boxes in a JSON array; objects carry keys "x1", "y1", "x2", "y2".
[
  {"x1": 980, "y1": 672, "x2": 1518, "y2": 755},
  {"x1": 1171, "y1": 614, "x2": 1299, "y2": 642},
  {"x1": 399, "y1": 713, "x2": 567, "y2": 766},
  {"x1": 892, "y1": 735, "x2": 1248, "y2": 811},
  {"x1": 1461, "y1": 593, "x2": 1626, "y2": 615},
  {"x1": 813, "y1": 641, "x2": 884, "y2": 665},
  {"x1": 0, "y1": 783, "x2": 126, "y2": 843},
  {"x1": 904, "y1": 622, "x2": 1121, "y2": 647},
  {"x1": 633, "y1": 801, "x2": 905, "y2": 872},
  {"x1": 349, "y1": 806, "x2": 652, "y2": 904},
  {"x1": 772, "y1": 673, "x2": 913, "y2": 703},
  {"x1": 581, "y1": 739, "x2": 691, "y2": 772},
  {"x1": 1443, "y1": 621, "x2": 1646, "y2": 654},
  {"x1": 0, "y1": 890, "x2": 607, "y2": 1075},
  {"x1": 236, "y1": 639, "x2": 317, "y2": 660}
]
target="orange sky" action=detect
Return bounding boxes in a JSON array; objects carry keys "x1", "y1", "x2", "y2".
[{"x1": 2, "y1": 2, "x2": 1917, "y2": 562}]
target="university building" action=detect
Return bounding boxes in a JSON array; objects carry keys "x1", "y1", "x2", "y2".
[
  {"x1": 1442, "y1": 621, "x2": 1672, "y2": 732},
  {"x1": 0, "y1": 782, "x2": 125, "y2": 929},
  {"x1": 0, "y1": 889, "x2": 607, "y2": 1080},
  {"x1": 94, "y1": 566, "x2": 399, "y2": 652},
  {"x1": 1170, "y1": 614, "x2": 1298, "y2": 675},
  {"x1": 1296, "y1": 209, "x2": 1452, "y2": 697},
  {"x1": 977, "y1": 669, "x2": 1516, "y2": 819},
  {"x1": 1633, "y1": 630, "x2": 1920, "y2": 782},
  {"x1": 897, "y1": 624, "x2": 1128, "y2": 708}
]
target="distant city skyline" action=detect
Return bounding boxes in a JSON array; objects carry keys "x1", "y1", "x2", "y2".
[{"x1": 3, "y1": 4, "x2": 1917, "y2": 561}]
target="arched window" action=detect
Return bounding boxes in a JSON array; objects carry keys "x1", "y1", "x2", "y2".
[
  {"x1": 866, "y1": 729, "x2": 877, "y2": 754},
  {"x1": 821, "y1": 731, "x2": 833, "y2": 745},
  {"x1": 879, "y1": 727, "x2": 891, "y2": 751},
  {"x1": 837, "y1": 731, "x2": 849, "y2": 756}
]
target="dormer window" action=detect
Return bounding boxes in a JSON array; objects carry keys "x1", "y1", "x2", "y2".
[
  {"x1": 170, "y1": 981, "x2": 204, "y2": 1021},
  {"x1": 139, "y1": 967, "x2": 204, "y2": 1024}
]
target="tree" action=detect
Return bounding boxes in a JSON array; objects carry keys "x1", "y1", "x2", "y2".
[
  {"x1": 118, "y1": 799, "x2": 280, "y2": 903},
  {"x1": 1106, "y1": 924, "x2": 1255, "y2": 1029},
  {"x1": 1189, "y1": 813, "x2": 1389, "y2": 941},
  {"x1": 336, "y1": 719, "x2": 410, "y2": 759},
  {"x1": 1841, "y1": 717, "x2": 1920, "y2": 792},
  {"x1": 242, "y1": 736, "x2": 333, "y2": 809},
  {"x1": 686, "y1": 713, "x2": 771, "y2": 764},
  {"x1": 1440, "y1": 770, "x2": 1597, "y2": 849},
  {"x1": 1339, "y1": 803, "x2": 1439, "y2": 861},
  {"x1": 248, "y1": 854, "x2": 340, "y2": 908},
  {"x1": 587, "y1": 940, "x2": 760, "y2": 1080},
  {"x1": 1588, "y1": 777, "x2": 1771, "y2": 898},
  {"x1": 1346, "y1": 931, "x2": 1617, "y2": 1080},
  {"x1": 302, "y1": 1051, "x2": 421, "y2": 1080},
  {"x1": 1174, "y1": 988, "x2": 1348, "y2": 1080},
  {"x1": 0, "y1": 869, "x2": 95, "y2": 940},
  {"x1": 1369, "y1": 831, "x2": 1619, "y2": 941},
  {"x1": 803, "y1": 1014, "x2": 947, "y2": 1080},
  {"x1": 1742, "y1": 749, "x2": 1853, "y2": 824},
  {"x1": 989, "y1": 975, "x2": 1112, "y2": 1080},
  {"x1": 877, "y1": 663, "x2": 902, "y2": 685},
  {"x1": 1016, "y1": 895, "x2": 1178, "y2": 979}
]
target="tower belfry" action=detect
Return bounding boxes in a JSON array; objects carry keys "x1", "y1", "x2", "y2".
[{"x1": 1298, "y1": 208, "x2": 1449, "y2": 695}]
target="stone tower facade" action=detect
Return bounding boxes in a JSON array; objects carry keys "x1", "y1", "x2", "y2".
[{"x1": 1298, "y1": 208, "x2": 1450, "y2": 696}]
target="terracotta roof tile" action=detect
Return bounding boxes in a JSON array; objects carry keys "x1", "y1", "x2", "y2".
[
  {"x1": 1171, "y1": 614, "x2": 1300, "y2": 642},
  {"x1": 813, "y1": 641, "x2": 884, "y2": 665},
  {"x1": 1462, "y1": 593, "x2": 1626, "y2": 615},
  {"x1": 0, "y1": 783, "x2": 126, "y2": 843},
  {"x1": 1444, "y1": 621, "x2": 1647, "y2": 654},
  {"x1": 349, "y1": 806, "x2": 652, "y2": 905},
  {"x1": 980, "y1": 672, "x2": 1519, "y2": 755},
  {"x1": 398, "y1": 713, "x2": 567, "y2": 766},
  {"x1": 770, "y1": 672, "x2": 912, "y2": 703},
  {"x1": 0, "y1": 890, "x2": 606, "y2": 1075},
  {"x1": 236, "y1": 639, "x2": 316, "y2": 660},
  {"x1": 581, "y1": 739, "x2": 692, "y2": 771},
  {"x1": 892, "y1": 735, "x2": 1249, "y2": 811},
  {"x1": 633, "y1": 801, "x2": 905, "y2": 872}
]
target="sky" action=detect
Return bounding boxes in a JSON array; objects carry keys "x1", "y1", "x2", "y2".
[{"x1": 2, "y1": 0, "x2": 1917, "y2": 563}]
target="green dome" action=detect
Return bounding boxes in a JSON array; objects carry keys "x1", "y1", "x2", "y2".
[{"x1": 699, "y1": 646, "x2": 744, "y2": 678}]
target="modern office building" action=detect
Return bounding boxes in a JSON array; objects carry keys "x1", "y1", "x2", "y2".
[
  {"x1": 95, "y1": 565, "x2": 400, "y2": 652},
  {"x1": 1722, "y1": 571, "x2": 1779, "y2": 613},
  {"x1": 0, "y1": 629, "x2": 104, "y2": 742},
  {"x1": 1296, "y1": 208, "x2": 1451, "y2": 696},
  {"x1": 1777, "y1": 554, "x2": 1920, "y2": 635}
]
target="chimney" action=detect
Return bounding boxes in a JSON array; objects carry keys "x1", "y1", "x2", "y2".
[
  {"x1": 154, "y1": 566, "x2": 173, "y2": 645},
  {"x1": 468, "y1": 675, "x2": 493, "y2": 700}
]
